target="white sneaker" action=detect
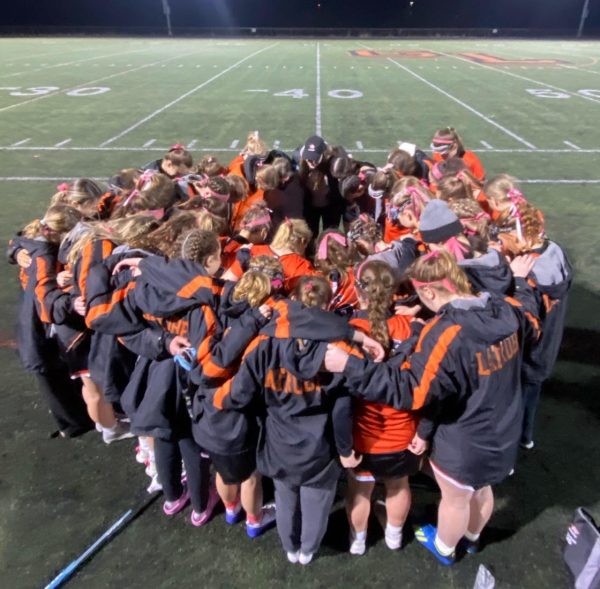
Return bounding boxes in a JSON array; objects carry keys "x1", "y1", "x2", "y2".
[
  {"x1": 385, "y1": 529, "x2": 402, "y2": 550},
  {"x1": 287, "y1": 551, "x2": 300, "y2": 564},
  {"x1": 349, "y1": 531, "x2": 366, "y2": 555},
  {"x1": 298, "y1": 552, "x2": 313, "y2": 565},
  {"x1": 147, "y1": 475, "x2": 162, "y2": 494},
  {"x1": 520, "y1": 440, "x2": 535, "y2": 450},
  {"x1": 102, "y1": 421, "x2": 135, "y2": 444}
]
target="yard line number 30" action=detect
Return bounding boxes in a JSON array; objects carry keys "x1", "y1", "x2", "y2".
[{"x1": 1, "y1": 86, "x2": 111, "y2": 96}]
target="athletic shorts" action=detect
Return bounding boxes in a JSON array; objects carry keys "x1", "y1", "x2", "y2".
[
  {"x1": 210, "y1": 448, "x2": 256, "y2": 485},
  {"x1": 353, "y1": 450, "x2": 420, "y2": 482}
]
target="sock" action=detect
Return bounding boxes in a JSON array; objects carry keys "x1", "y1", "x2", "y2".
[
  {"x1": 139, "y1": 437, "x2": 151, "y2": 452},
  {"x1": 385, "y1": 523, "x2": 403, "y2": 536},
  {"x1": 247, "y1": 513, "x2": 261, "y2": 525},
  {"x1": 353, "y1": 530, "x2": 367, "y2": 542},
  {"x1": 434, "y1": 535, "x2": 455, "y2": 557},
  {"x1": 224, "y1": 500, "x2": 240, "y2": 512},
  {"x1": 464, "y1": 530, "x2": 480, "y2": 542}
]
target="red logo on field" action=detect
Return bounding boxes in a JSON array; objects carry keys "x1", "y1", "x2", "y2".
[{"x1": 351, "y1": 49, "x2": 570, "y2": 66}]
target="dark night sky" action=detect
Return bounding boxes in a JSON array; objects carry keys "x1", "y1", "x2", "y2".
[{"x1": 2, "y1": 0, "x2": 599, "y2": 31}]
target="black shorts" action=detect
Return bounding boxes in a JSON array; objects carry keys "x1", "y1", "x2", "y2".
[
  {"x1": 210, "y1": 448, "x2": 256, "y2": 485},
  {"x1": 353, "y1": 450, "x2": 420, "y2": 482}
]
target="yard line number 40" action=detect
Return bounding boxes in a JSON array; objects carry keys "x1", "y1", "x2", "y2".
[
  {"x1": 271, "y1": 89, "x2": 363, "y2": 99},
  {"x1": 527, "y1": 88, "x2": 600, "y2": 99},
  {"x1": 0, "y1": 86, "x2": 111, "y2": 96}
]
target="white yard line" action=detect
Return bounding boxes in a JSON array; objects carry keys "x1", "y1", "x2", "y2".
[
  {"x1": 316, "y1": 42, "x2": 322, "y2": 136},
  {"x1": 143, "y1": 139, "x2": 156, "y2": 147},
  {"x1": 433, "y1": 49, "x2": 600, "y2": 105},
  {"x1": 5, "y1": 146, "x2": 600, "y2": 154},
  {"x1": 100, "y1": 43, "x2": 278, "y2": 147},
  {"x1": 386, "y1": 58, "x2": 538, "y2": 149},
  {"x1": 480, "y1": 140, "x2": 493, "y2": 149},
  {"x1": 564, "y1": 141, "x2": 582, "y2": 150},
  {"x1": 2, "y1": 176, "x2": 600, "y2": 185},
  {"x1": 0, "y1": 49, "x2": 205, "y2": 114},
  {"x1": 0, "y1": 45, "x2": 164, "y2": 81}
]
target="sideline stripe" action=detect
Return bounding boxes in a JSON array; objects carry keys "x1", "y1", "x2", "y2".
[
  {"x1": 99, "y1": 43, "x2": 278, "y2": 147},
  {"x1": 386, "y1": 58, "x2": 538, "y2": 149},
  {"x1": 316, "y1": 42, "x2": 322, "y2": 135}
]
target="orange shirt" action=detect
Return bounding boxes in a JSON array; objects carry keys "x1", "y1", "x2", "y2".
[
  {"x1": 227, "y1": 155, "x2": 266, "y2": 231},
  {"x1": 228, "y1": 244, "x2": 316, "y2": 293},
  {"x1": 383, "y1": 218, "x2": 412, "y2": 243},
  {"x1": 432, "y1": 149, "x2": 486, "y2": 181},
  {"x1": 349, "y1": 315, "x2": 417, "y2": 454},
  {"x1": 329, "y1": 268, "x2": 359, "y2": 311}
]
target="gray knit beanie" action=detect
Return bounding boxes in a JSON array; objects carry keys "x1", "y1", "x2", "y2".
[{"x1": 419, "y1": 199, "x2": 463, "y2": 244}]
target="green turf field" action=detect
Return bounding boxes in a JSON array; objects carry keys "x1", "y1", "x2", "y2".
[{"x1": 0, "y1": 37, "x2": 599, "y2": 589}]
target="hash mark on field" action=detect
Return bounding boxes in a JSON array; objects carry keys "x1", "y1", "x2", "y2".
[
  {"x1": 564, "y1": 141, "x2": 581, "y2": 150},
  {"x1": 188, "y1": 140, "x2": 198, "y2": 149},
  {"x1": 273, "y1": 140, "x2": 280, "y2": 149},
  {"x1": 143, "y1": 139, "x2": 156, "y2": 147},
  {"x1": 99, "y1": 44, "x2": 278, "y2": 147},
  {"x1": 229, "y1": 139, "x2": 240, "y2": 149},
  {"x1": 54, "y1": 138, "x2": 72, "y2": 147},
  {"x1": 480, "y1": 141, "x2": 493, "y2": 149},
  {"x1": 11, "y1": 138, "x2": 30, "y2": 147},
  {"x1": 356, "y1": 141, "x2": 364, "y2": 149}
]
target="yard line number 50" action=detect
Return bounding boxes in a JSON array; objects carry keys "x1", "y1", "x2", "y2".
[
  {"x1": 0, "y1": 86, "x2": 111, "y2": 97},
  {"x1": 526, "y1": 88, "x2": 600, "y2": 99}
]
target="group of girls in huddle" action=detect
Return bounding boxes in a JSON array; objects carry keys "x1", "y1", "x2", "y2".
[{"x1": 7, "y1": 126, "x2": 572, "y2": 566}]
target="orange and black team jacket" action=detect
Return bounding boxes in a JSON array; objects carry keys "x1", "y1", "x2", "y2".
[
  {"x1": 522, "y1": 240, "x2": 572, "y2": 384},
  {"x1": 126, "y1": 257, "x2": 358, "y2": 455},
  {"x1": 228, "y1": 244, "x2": 317, "y2": 293},
  {"x1": 213, "y1": 333, "x2": 353, "y2": 488},
  {"x1": 341, "y1": 279, "x2": 541, "y2": 489},
  {"x1": 348, "y1": 312, "x2": 417, "y2": 456},
  {"x1": 8, "y1": 236, "x2": 70, "y2": 374}
]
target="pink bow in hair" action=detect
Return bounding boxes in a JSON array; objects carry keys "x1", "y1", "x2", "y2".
[{"x1": 317, "y1": 233, "x2": 348, "y2": 260}]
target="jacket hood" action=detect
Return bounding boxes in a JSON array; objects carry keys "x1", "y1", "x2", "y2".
[
  {"x1": 276, "y1": 337, "x2": 328, "y2": 382},
  {"x1": 18, "y1": 236, "x2": 57, "y2": 258},
  {"x1": 442, "y1": 293, "x2": 519, "y2": 345},
  {"x1": 460, "y1": 249, "x2": 513, "y2": 295},
  {"x1": 531, "y1": 241, "x2": 572, "y2": 297}
]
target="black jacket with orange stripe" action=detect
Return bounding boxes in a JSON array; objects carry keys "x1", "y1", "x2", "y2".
[
  {"x1": 523, "y1": 240, "x2": 572, "y2": 384},
  {"x1": 10, "y1": 237, "x2": 70, "y2": 373},
  {"x1": 459, "y1": 248, "x2": 513, "y2": 296},
  {"x1": 214, "y1": 334, "x2": 353, "y2": 487},
  {"x1": 341, "y1": 280, "x2": 540, "y2": 489},
  {"x1": 125, "y1": 257, "x2": 357, "y2": 454}
]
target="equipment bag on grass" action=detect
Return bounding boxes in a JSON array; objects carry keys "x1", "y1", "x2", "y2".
[{"x1": 564, "y1": 507, "x2": 600, "y2": 589}]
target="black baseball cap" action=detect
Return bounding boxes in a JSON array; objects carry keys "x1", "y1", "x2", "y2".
[{"x1": 302, "y1": 135, "x2": 326, "y2": 162}]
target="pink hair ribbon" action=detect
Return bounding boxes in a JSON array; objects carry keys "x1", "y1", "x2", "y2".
[
  {"x1": 169, "y1": 143, "x2": 185, "y2": 151},
  {"x1": 431, "y1": 162, "x2": 445, "y2": 181},
  {"x1": 57, "y1": 182, "x2": 70, "y2": 192},
  {"x1": 317, "y1": 233, "x2": 348, "y2": 260},
  {"x1": 411, "y1": 277, "x2": 458, "y2": 293},
  {"x1": 444, "y1": 236, "x2": 470, "y2": 261},
  {"x1": 507, "y1": 188, "x2": 527, "y2": 241},
  {"x1": 243, "y1": 214, "x2": 271, "y2": 229}
]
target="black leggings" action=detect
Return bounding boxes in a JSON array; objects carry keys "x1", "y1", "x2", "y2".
[
  {"x1": 36, "y1": 370, "x2": 94, "y2": 437},
  {"x1": 154, "y1": 437, "x2": 210, "y2": 513}
]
